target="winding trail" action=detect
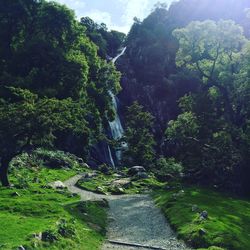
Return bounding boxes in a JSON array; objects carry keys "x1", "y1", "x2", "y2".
[{"x1": 64, "y1": 175, "x2": 191, "y2": 250}]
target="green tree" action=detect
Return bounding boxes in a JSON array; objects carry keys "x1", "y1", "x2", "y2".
[
  {"x1": 166, "y1": 20, "x2": 250, "y2": 190},
  {"x1": 0, "y1": 87, "x2": 88, "y2": 186},
  {"x1": 123, "y1": 102, "x2": 156, "y2": 168},
  {"x1": 173, "y1": 20, "x2": 247, "y2": 123}
]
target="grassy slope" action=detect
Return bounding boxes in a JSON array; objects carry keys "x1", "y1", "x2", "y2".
[
  {"x1": 0, "y1": 167, "x2": 107, "y2": 250},
  {"x1": 153, "y1": 187, "x2": 250, "y2": 250}
]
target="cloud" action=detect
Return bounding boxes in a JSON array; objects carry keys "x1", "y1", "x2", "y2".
[
  {"x1": 51, "y1": 0, "x2": 173, "y2": 33},
  {"x1": 82, "y1": 9, "x2": 130, "y2": 33},
  {"x1": 119, "y1": 0, "x2": 152, "y2": 23},
  {"x1": 117, "y1": 0, "x2": 162, "y2": 33},
  {"x1": 83, "y1": 9, "x2": 112, "y2": 26},
  {"x1": 53, "y1": 0, "x2": 86, "y2": 18}
]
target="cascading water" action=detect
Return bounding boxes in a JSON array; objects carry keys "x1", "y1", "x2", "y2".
[{"x1": 108, "y1": 47, "x2": 126, "y2": 167}]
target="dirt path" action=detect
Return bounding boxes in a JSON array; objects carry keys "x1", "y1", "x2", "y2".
[{"x1": 64, "y1": 175, "x2": 191, "y2": 250}]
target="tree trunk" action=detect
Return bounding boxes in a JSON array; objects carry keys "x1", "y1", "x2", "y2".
[{"x1": 0, "y1": 156, "x2": 12, "y2": 187}]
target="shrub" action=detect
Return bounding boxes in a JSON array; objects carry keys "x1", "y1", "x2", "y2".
[
  {"x1": 155, "y1": 157, "x2": 183, "y2": 181},
  {"x1": 57, "y1": 219, "x2": 76, "y2": 238}
]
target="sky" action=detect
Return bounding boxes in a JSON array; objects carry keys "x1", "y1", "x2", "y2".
[{"x1": 52, "y1": 0, "x2": 175, "y2": 33}]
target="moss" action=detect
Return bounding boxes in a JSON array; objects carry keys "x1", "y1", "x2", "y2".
[{"x1": 153, "y1": 187, "x2": 250, "y2": 250}]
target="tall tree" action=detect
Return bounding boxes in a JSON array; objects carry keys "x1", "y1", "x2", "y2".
[{"x1": 123, "y1": 102, "x2": 156, "y2": 168}]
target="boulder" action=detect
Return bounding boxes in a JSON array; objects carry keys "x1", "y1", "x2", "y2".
[
  {"x1": 199, "y1": 228, "x2": 207, "y2": 236},
  {"x1": 32, "y1": 232, "x2": 42, "y2": 240},
  {"x1": 113, "y1": 173, "x2": 123, "y2": 178},
  {"x1": 111, "y1": 186, "x2": 125, "y2": 195},
  {"x1": 46, "y1": 158, "x2": 71, "y2": 169},
  {"x1": 111, "y1": 178, "x2": 131, "y2": 189},
  {"x1": 192, "y1": 204, "x2": 199, "y2": 212},
  {"x1": 11, "y1": 191, "x2": 20, "y2": 197},
  {"x1": 128, "y1": 166, "x2": 146, "y2": 176},
  {"x1": 18, "y1": 246, "x2": 26, "y2": 250},
  {"x1": 200, "y1": 210, "x2": 208, "y2": 220},
  {"x1": 49, "y1": 181, "x2": 66, "y2": 189},
  {"x1": 41, "y1": 230, "x2": 58, "y2": 242},
  {"x1": 132, "y1": 172, "x2": 149, "y2": 180},
  {"x1": 95, "y1": 186, "x2": 106, "y2": 194},
  {"x1": 81, "y1": 172, "x2": 98, "y2": 180}
]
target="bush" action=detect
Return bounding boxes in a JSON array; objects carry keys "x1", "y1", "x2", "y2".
[
  {"x1": 155, "y1": 157, "x2": 183, "y2": 181},
  {"x1": 34, "y1": 149, "x2": 79, "y2": 169},
  {"x1": 57, "y1": 219, "x2": 76, "y2": 238}
]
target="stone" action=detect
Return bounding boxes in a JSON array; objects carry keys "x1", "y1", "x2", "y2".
[
  {"x1": 199, "y1": 228, "x2": 207, "y2": 236},
  {"x1": 18, "y1": 246, "x2": 26, "y2": 250},
  {"x1": 200, "y1": 210, "x2": 208, "y2": 220},
  {"x1": 77, "y1": 158, "x2": 84, "y2": 164},
  {"x1": 11, "y1": 192, "x2": 20, "y2": 197},
  {"x1": 82, "y1": 163, "x2": 90, "y2": 168},
  {"x1": 99, "y1": 164, "x2": 111, "y2": 174},
  {"x1": 107, "y1": 216, "x2": 115, "y2": 222},
  {"x1": 133, "y1": 171, "x2": 149, "y2": 180},
  {"x1": 113, "y1": 173, "x2": 123, "y2": 178},
  {"x1": 95, "y1": 186, "x2": 106, "y2": 194},
  {"x1": 127, "y1": 166, "x2": 146, "y2": 176},
  {"x1": 111, "y1": 178, "x2": 131, "y2": 188},
  {"x1": 111, "y1": 186, "x2": 125, "y2": 195},
  {"x1": 69, "y1": 192, "x2": 78, "y2": 197},
  {"x1": 192, "y1": 204, "x2": 199, "y2": 212},
  {"x1": 46, "y1": 158, "x2": 70, "y2": 169},
  {"x1": 49, "y1": 181, "x2": 66, "y2": 189},
  {"x1": 41, "y1": 230, "x2": 58, "y2": 242},
  {"x1": 32, "y1": 232, "x2": 42, "y2": 240},
  {"x1": 82, "y1": 172, "x2": 98, "y2": 179}
]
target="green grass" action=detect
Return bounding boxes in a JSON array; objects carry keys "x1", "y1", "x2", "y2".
[
  {"x1": 0, "y1": 161, "x2": 107, "y2": 249},
  {"x1": 76, "y1": 172, "x2": 165, "y2": 195},
  {"x1": 153, "y1": 187, "x2": 250, "y2": 250}
]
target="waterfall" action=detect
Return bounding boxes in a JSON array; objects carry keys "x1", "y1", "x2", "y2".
[
  {"x1": 112, "y1": 47, "x2": 126, "y2": 64},
  {"x1": 108, "y1": 47, "x2": 126, "y2": 166},
  {"x1": 107, "y1": 145, "x2": 115, "y2": 168}
]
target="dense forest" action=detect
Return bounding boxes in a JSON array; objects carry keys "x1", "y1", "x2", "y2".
[
  {"x1": 1, "y1": 0, "x2": 250, "y2": 249},
  {"x1": 117, "y1": 0, "x2": 250, "y2": 195}
]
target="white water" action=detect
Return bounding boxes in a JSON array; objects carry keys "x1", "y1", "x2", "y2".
[
  {"x1": 112, "y1": 47, "x2": 126, "y2": 64},
  {"x1": 108, "y1": 145, "x2": 115, "y2": 168},
  {"x1": 108, "y1": 48, "x2": 126, "y2": 166}
]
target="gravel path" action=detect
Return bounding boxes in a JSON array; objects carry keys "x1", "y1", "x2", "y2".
[
  {"x1": 64, "y1": 175, "x2": 107, "y2": 200},
  {"x1": 64, "y1": 175, "x2": 191, "y2": 250}
]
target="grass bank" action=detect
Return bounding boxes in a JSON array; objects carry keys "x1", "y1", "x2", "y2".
[
  {"x1": 0, "y1": 150, "x2": 108, "y2": 250},
  {"x1": 153, "y1": 187, "x2": 250, "y2": 250}
]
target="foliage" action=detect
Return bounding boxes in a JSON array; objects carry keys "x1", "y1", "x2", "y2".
[
  {"x1": 80, "y1": 17, "x2": 126, "y2": 58},
  {"x1": 122, "y1": 102, "x2": 156, "y2": 168},
  {"x1": 155, "y1": 157, "x2": 183, "y2": 179},
  {"x1": 0, "y1": 0, "x2": 121, "y2": 186},
  {"x1": 165, "y1": 20, "x2": 250, "y2": 193}
]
